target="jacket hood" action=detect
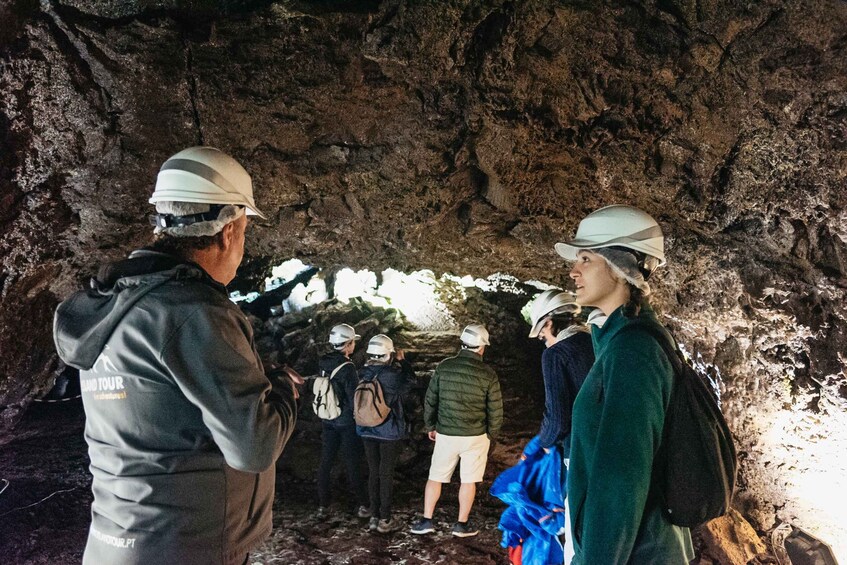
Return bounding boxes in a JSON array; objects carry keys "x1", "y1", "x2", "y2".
[
  {"x1": 53, "y1": 250, "x2": 222, "y2": 370},
  {"x1": 318, "y1": 350, "x2": 350, "y2": 375}
]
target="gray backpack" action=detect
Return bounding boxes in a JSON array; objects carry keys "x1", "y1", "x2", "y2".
[
  {"x1": 353, "y1": 370, "x2": 391, "y2": 427},
  {"x1": 312, "y1": 362, "x2": 352, "y2": 420}
]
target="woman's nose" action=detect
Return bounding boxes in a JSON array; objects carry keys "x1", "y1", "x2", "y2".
[{"x1": 569, "y1": 265, "x2": 579, "y2": 279}]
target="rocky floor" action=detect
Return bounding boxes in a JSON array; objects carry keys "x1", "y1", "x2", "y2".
[
  {"x1": 0, "y1": 391, "x2": 535, "y2": 565},
  {"x1": 0, "y1": 365, "x2": 777, "y2": 565}
]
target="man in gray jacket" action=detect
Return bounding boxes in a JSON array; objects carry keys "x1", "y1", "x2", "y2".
[{"x1": 54, "y1": 147, "x2": 298, "y2": 565}]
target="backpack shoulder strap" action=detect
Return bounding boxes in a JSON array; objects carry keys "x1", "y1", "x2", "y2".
[
  {"x1": 616, "y1": 322, "x2": 683, "y2": 375},
  {"x1": 329, "y1": 361, "x2": 353, "y2": 380},
  {"x1": 361, "y1": 366, "x2": 385, "y2": 382}
]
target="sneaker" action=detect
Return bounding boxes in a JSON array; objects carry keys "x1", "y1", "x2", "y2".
[
  {"x1": 368, "y1": 517, "x2": 379, "y2": 531},
  {"x1": 410, "y1": 517, "x2": 435, "y2": 535},
  {"x1": 357, "y1": 505, "x2": 373, "y2": 519},
  {"x1": 315, "y1": 506, "x2": 328, "y2": 520},
  {"x1": 451, "y1": 521, "x2": 479, "y2": 538},
  {"x1": 377, "y1": 517, "x2": 401, "y2": 533}
]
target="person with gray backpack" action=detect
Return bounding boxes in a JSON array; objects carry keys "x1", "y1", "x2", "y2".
[
  {"x1": 355, "y1": 334, "x2": 414, "y2": 533},
  {"x1": 315, "y1": 324, "x2": 370, "y2": 520}
]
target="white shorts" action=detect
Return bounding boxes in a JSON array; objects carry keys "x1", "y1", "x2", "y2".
[{"x1": 428, "y1": 433, "x2": 490, "y2": 483}]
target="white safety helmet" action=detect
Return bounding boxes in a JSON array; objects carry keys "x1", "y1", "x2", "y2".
[
  {"x1": 150, "y1": 146, "x2": 267, "y2": 219},
  {"x1": 329, "y1": 324, "x2": 360, "y2": 349},
  {"x1": 460, "y1": 324, "x2": 490, "y2": 348},
  {"x1": 555, "y1": 205, "x2": 665, "y2": 265},
  {"x1": 528, "y1": 290, "x2": 581, "y2": 338},
  {"x1": 366, "y1": 334, "x2": 395, "y2": 357}
]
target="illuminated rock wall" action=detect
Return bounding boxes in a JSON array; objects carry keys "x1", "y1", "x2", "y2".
[{"x1": 1, "y1": 0, "x2": 846, "y2": 555}]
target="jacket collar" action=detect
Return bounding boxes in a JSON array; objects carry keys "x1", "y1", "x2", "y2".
[
  {"x1": 458, "y1": 348, "x2": 482, "y2": 360},
  {"x1": 591, "y1": 303, "x2": 660, "y2": 357}
]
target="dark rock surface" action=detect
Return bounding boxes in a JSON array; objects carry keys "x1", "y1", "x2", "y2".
[{"x1": 2, "y1": 0, "x2": 847, "y2": 560}]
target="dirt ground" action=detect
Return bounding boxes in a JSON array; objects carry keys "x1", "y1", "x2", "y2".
[
  {"x1": 0, "y1": 388, "x2": 781, "y2": 565},
  {"x1": 0, "y1": 395, "x2": 536, "y2": 565}
]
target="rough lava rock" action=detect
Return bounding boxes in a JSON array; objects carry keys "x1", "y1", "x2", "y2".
[{"x1": 2, "y1": 0, "x2": 847, "y2": 558}]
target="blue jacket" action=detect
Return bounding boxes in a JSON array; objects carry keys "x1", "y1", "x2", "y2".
[
  {"x1": 356, "y1": 359, "x2": 413, "y2": 441},
  {"x1": 537, "y1": 330, "x2": 594, "y2": 453},
  {"x1": 317, "y1": 351, "x2": 358, "y2": 428}
]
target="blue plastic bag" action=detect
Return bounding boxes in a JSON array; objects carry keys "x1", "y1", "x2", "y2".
[{"x1": 490, "y1": 436, "x2": 567, "y2": 565}]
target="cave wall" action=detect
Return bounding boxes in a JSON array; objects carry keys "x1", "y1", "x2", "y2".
[{"x1": 2, "y1": 0, "x2": 846, "y2": 549}]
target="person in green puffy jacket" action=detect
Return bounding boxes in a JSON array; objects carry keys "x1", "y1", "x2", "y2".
[
  {"x1": 555, "y1": 205, "x2": 695, "y2": 565},
  {"x1": 410, "y1": 324, "x2": 503, "y2": 538}
]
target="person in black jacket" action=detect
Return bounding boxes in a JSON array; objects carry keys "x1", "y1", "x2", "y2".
[
  {"x1": 526, "y1": 290, "x2": 594, "y2": 457},
  {"x1": 356, "y1": 334, "x2": 414, "y2": 534},
  {"x1": 315, "y1": 324, "x2": 370, "y2": 519}
]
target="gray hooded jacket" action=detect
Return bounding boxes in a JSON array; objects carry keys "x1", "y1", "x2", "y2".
[{"x1": 54, "y1": 250, "x2": 296, "y2": 565}]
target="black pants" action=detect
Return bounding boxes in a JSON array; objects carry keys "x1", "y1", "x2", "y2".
[
  {"x1": 362, "y1": 438, "x2": 401, "y2": 520},
  {"x1": 317, "y1": 423, "x2": 368, "y2": 508}
]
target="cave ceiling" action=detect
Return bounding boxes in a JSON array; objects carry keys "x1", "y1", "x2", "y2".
[{"x1": 1, "y1": 0, "x2": 847, "y2": 548}]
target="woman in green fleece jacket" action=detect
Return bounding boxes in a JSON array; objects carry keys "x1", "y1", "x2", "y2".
[{"x1": 555, "y1": 205, "x2": 695, "y2": 565}]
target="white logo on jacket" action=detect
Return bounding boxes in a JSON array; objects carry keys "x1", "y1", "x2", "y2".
[{"x1": 82, "y1": 346, "x2": 128, "y2": 400}]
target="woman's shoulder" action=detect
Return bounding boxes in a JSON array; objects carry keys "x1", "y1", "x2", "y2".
[
  {"x1": 564, "y1": 329, "x2": 593, "y2": 349},
  {"x1": 606, "y1": 319, "x2": 669, "y2": 361},
  {"x1": 368, "y1": 362, "x2": 402, "y2": 380}
]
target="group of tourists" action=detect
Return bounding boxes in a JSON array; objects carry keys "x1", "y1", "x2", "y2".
[
  {"x1": 313, "y1": 325, "x2": 416, "y2": 534},
  {"x1": 313, "y1": 320, "x2": 502, "y2": 537},
  {"x1": 54, "y1": 146, "x2": 697, "y2": 564}
]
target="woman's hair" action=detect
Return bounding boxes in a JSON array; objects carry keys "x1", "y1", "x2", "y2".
[
  {"x1": 622, "y1": 283, "x2": 649, "y2": 318},
  {"x1": 148, "y1": 231, "x2": 225, "y2": 262},
  {"x1": 596, "y1": 255, "x2": 650, "y2": 318},
  {"x1": 548, "y1": 312, "x2": 581, "y2": 335}
]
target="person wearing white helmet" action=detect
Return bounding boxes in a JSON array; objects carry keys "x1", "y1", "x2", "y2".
[
  {"x1": 558, "y1": 205, "x2": 694, "y2": 564},
  {"x1": 53, "y1": 147, "x2": 299, "y2": 565},
  {"x1": 355, "y1": 334, "x2": 415, "y2": 534},
  {"x1": 410, "y1": 324, "x2": 502, "y2": 538},
  {"x1": 315, "y1": 324, "x2": 370, "y2": 520},
  {"x1": 524, "y1": 289, "x2": 595, "y2": 563},
  {"x1": 525, "y1": 290, "x2": 594, "y2": 455}
]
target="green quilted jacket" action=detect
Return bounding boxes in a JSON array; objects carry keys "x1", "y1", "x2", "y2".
[{"x1": 424, "y1": 349, "x2": 502, "y2": 438}]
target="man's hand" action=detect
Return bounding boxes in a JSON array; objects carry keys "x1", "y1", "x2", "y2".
[
  {"x1": 428, "y1": 430, "x2": 436, "y2": 441},
  {"x1": 267, "y1": 365, "x2": 305, "y2": 400},
  {"x1": 281, "y1": 366, "x2": 305, "y2": 399},
  {"x1": 280, "y1": 366, "x2": 305, "y2": 385}
]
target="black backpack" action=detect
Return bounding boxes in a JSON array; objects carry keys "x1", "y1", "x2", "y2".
[{"x1": 624, "y1": 324, "x2": 738, "y2": 528}]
